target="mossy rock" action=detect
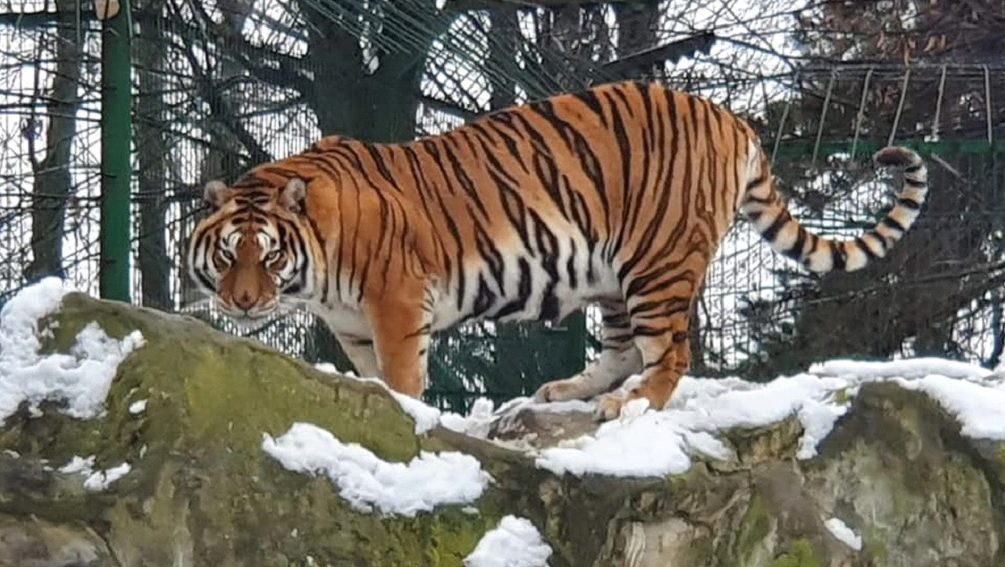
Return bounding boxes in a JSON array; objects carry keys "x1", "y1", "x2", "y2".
[{"x1": 0, "y1": 293, "x2": 1002, "y2": 566}]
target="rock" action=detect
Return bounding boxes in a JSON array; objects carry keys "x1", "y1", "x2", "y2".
[
  {"x1": 0, "y1": 292, "x2": 1002, "y2": 566},
  {"x1": 0, "y1": 515, "x2": 111, "y2": 567},
  {"x1": 489, "y1": 403, "x2": 598, "y2": 448}
]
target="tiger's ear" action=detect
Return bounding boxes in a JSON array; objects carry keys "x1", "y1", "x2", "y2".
[
  {"x1": 203, "y1": 180, "x2": 234, "y2": 209},
  {"x1": 280, "y1": 177, "x2": 307, "y2": 213}
]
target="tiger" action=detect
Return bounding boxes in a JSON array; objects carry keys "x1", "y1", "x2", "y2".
[{"x1": 187, "y1": 80, "x2": 928, "y2": 420}]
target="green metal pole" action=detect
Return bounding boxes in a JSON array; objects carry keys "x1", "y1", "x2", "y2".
[{"x1": 99, "y1": 0, "x2": 132, "y2": 302}]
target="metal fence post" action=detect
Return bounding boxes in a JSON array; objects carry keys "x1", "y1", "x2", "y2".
[
  {"x1": 559, "y1": 311, "x2": 586, "y2": 378},
  {"x1": 99, "y1": 0, "x2": 132, "y2": 302}
]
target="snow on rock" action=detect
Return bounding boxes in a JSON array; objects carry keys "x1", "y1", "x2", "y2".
[
  {"x1": 992, "y1": 359, "x2": 1005, "y2": 380},
  {"x1": 313, "y1": 363, "x2": 442, "y2": 434},
  {"x1": 261, "y1": 422, "x2": 490, "y2": 517},
  {"x1": 824, "y1": 517, "x2": 863, "y2": 551},
  {"x1": 464, "y1": 515, "x2": 552, "y2": 567},
  {"x1": 388, "y1": 391, "x2": 441, "y2": 435},
  {"x1": 535, "y1": 373, "x2": 852, "y2": 477},
  {"x1": 530, "y1": 358, "x2": 1004, "y2": 478},
  {"x1": 58, "y1": 455, "x2": 96, "y2": 475},
  {"x1": 309, "y1": 351, "x2": 1003, "y2": 480},
  {"x1": 895, "y1": 375, "x2": 1005, "y2": 439},
  {"x1": 810, "y1": 358, "x2": 992, "y2": 381},
  {"x1": 313, "y1": 362, "x2": 339, "y2": 375},
  {"x1": 58, "y1": 455, "x2": 131, "y2": 491},
  {"x1": 313, "y1": 362, "x2": 359, "y2": 379},
  {"x1": 0, "y1": 278, "x2": 144, "y2": 422},
  {"x1": 812, "y1": 358, "x2": 1005, "y2": 439},
  {"x1": 440, "y1": 397, "x2": 497, "y2": 439},
  {"x1": 535, "y1": 410, "x2": 728, "y2": 477},
  {"x1": 83, "y1": 462, "x2": 131, "y2": 491}
]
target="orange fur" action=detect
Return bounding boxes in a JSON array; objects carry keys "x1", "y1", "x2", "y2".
[{"x1": 187, "y1": 81, "x2": 928, "y2": 419}]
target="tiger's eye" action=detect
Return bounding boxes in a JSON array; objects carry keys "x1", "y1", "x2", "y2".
[{"x1": 265, "y1": 250, "x2": 281, "y2": 263}]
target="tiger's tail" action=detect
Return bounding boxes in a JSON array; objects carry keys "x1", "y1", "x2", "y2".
[{"x1": 740, "y1": 146, "x2": 928, "y2": 273}]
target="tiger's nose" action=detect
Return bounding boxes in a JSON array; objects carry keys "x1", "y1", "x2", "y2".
[{"x1": 233, "y1": 291, "x2": 255, "y2": 311}]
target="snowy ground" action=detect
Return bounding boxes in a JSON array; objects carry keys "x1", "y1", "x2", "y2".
[
  {"x1": 0, "y1": 277, "x2": 144, "y2": 422},
  {"x1": 2, "y1": 279, "x2": 1004, "y2": 512},
  {"x1": 824, "y1": 517, "x2": 863, "y2": 551},
  {"x1": 262, "y1": 422, "x2": 490, "y2": 517},
  {"x1": 463, "y1": 515, "x2": 552, "y2": 567},
  {"x1": 315, "y1": 355, "x2": 1004, "y2": 479}
]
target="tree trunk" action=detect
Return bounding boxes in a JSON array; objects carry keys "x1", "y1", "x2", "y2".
[
  {"x1": 614, "y1": 1, "x2": 658, "y2": 60},
  {"x1": 301, "y1": 0, "x2": 434, "y2": 141},
  {"x1": 135, "y1": 0, "x2": 171, "y2": 309},
  {"x1": 487, "y1": 8, "x2": 519, "y2": 111},
  {"x1": 26, "y1": 0, "x2": 82, "y2": 282}
]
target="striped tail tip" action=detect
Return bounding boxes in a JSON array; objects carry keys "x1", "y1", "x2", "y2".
[{"x1": 873, "y1": 146, "x2": 922, "y2": 168}]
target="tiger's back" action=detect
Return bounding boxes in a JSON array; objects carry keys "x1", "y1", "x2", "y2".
[
  {"x1": 321, "y1": 83, "x2": 756, "y2": 327},
  {"x1": 187, "y1": 81, "x2": 928, "y2": 419}
]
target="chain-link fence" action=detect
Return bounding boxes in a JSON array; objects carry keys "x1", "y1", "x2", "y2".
[{"x1": 2, "y1": 1, "x2": 1003, "y2": 412}]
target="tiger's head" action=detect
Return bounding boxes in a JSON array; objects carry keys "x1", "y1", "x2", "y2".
[{"x1": 186, "y1": 176, "x2": 323, "y2": 322}]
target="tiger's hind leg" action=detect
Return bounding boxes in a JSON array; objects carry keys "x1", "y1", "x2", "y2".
[
  {"x1": 534, "y1": 300, "x2": 642, "y2": 403},
  {"x1": 595, "y1": 276, "x2": 700, "y2": 421}
]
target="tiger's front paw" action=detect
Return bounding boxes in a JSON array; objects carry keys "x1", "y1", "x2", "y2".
[
  {"x1": 594, "y1": 390, "x2": 651, "y2": 421},
  {"x1": 593, "y1": 392, "x2": 625, "y2": 421}
]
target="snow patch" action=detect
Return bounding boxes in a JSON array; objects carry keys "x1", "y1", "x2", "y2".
[
  {"x1": 313, "y1": 362, "x2": 338, "y2": 375},
  {"x1": 389, "y1": 391, "x2": 442, "y2": 434},
  {"x1": 83, "y1": 462, "x2": 131, "y2": 491},
  {"x1": 441, "y1": 397, "x2": 496, "y2": 439},
  {"x1": 810, "y1": 358, "x2": 991, "y2": 381},
  {"x1": 262, "y1": 422, "x2": 490, "y2": 517},
  {"x1": 533, "y1": 401, "x2": 729, "y2": 478},
  {"x1": 306, "y1": 353, "x2": 1003, "y2": 480},
  {"x1": 531, "y1": 357, "x2": 1002, "y2": 478},
  {"x1": 496, "y1": 397, "x2": 595, "y2": 417},
  {"x1": 895, "y1": 375, "x2": 1005, "y2": 439},
  {"x1": 464, "y1": 515, "x2": 552, "y2": 567},
  {"x1": 58, "y1": 455, "x2": 95, "y2": 475},
  {"x1": 0, "y1": 278, "x2": 144, "y2": 422},
  {"x1": 824, "y1": 517, "x2": 863, "y2": 551},
  {"x1": 535, "y1": 373, "x2": 852, "y2": 477},
  {"x1": 313, "y1": 363, "x2": 441, "y2": 434},
  {"x1": 128, "y1": 399, "x2": 148, "y2": 415},
  {"x1": 59, "y1": 455, "x2": 131, "y2": 491}
]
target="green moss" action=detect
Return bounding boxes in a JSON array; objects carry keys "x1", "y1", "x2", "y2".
[
  {"x1": 177, "y1": 340, "x2": 418, "y2": 461},
  {"x1": 769, "y1": 539, "x2": 825, "y2": 567},
  {"x1": 722, "y1": 418, "x2": 802, "y2": 467},
  {"x1": 1, "y1": 293, "x2": 505, "y2": 564},
  {"x1": 42, "y1": 293, "x2": 419, "y2": 463},
  {"x1": 995, "y1": 444, "x2": 1005, "y2": 487},
  {"x1": 418, "y1": 508, "x2": 497, "y2": 566},
  {"x1": 678, "y1": 533, "x2": 715, "y2": 567},
  {"x1": 736, "y1": 494, "x2": 775, "y2": 566},
  {"x1": 833, "y1": 388, "x2": 851, "y2": 405},
  {"x1": 860, "y1": 529, "x2": 888, "y2": 562},
  {"x1": 664, "y1": 461, "x2": 712, "y2": 491}
]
